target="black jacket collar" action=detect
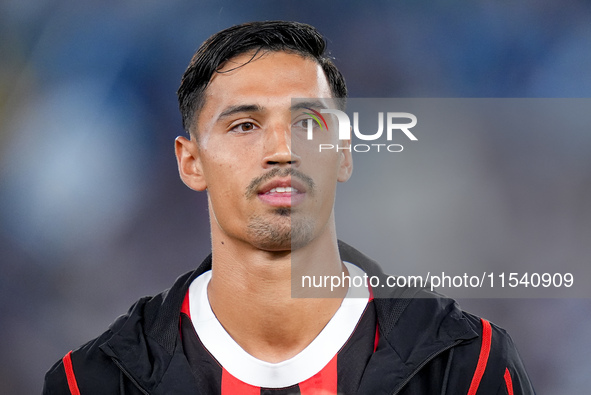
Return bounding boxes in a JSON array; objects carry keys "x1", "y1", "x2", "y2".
[{"x1": 100, "y1": 242, "x2": 477, "y2": 394}]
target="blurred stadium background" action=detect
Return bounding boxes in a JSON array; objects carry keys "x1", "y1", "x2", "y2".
[{"x1": 1, "y1": 1, "x2": 590, "y2": 393}]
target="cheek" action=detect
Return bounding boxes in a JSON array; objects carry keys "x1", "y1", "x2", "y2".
[
  {"x1": 206, "y1": 170, "x2": 248, "y2": 230},
  {"x1": 200, "y1": 146, "x2": 255, "y2": 205},
  {"x1": 201, "y1": 142, "x2": 244, "y2": 176},
  {"x1": 205, "y1": 162, "x2": 242, "y2": 196},
  {"x1": 303, "y1": 149, "x2": 343, "y2": 181}
]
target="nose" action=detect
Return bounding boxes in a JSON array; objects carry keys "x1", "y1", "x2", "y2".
[{"x1": 262, "y1": 123, "x2": 301, "y2": 168}]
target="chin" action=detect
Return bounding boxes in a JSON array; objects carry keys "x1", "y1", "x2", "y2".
[{"x1": 246, "y1": 213, "x2": 314, "y2": 252}]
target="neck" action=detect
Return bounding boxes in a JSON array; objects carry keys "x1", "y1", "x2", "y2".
[{"x1": 207, "y1": 218, "x2": 346, "y2": 363}]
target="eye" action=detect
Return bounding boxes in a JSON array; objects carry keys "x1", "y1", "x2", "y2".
[
  {"x1": 293, "y1": 118, "x2": 316, "y2": 131},
  {"x1": 230, "y1": 122, "x2": 259, "y2": 134}
]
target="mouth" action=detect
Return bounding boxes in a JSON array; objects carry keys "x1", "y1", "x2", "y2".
[
  {"x1": 257, "y1": 178, "x2": 306, "y2": 207},
  {"x1": 264, "y1": 186, "x2": 299, "y2": 194}
]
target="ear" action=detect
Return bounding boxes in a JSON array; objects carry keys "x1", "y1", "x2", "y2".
[
  {"x1": 337, "y1": 139, "x2": 353, "y2": 182},
  {"x1": 175, "y1": 136, "x2": 207, "y2": 191}
]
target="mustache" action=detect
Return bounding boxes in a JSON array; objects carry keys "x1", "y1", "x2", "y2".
[{"x1": 245, "y1": 168, "x2": 316, "y2": 199}]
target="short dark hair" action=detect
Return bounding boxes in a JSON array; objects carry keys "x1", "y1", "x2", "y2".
[{"x1": 177, "y1": 21, "x2": 347, "y2": 135}]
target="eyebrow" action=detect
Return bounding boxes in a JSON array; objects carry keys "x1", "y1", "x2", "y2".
[
  {"x1": 290, "y1": 100, "x2": 328, "y2": 112},
  {"x1": 217, "y1": 104, "x2": 265, "y2": 121},
  {"x1": 216, "y1": 100, "x2": 330, "y2": 122}
]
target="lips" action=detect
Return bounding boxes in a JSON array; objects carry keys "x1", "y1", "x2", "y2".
[
  {"x1": 266, "y1": 186, "x2": 299, "y2": 194},
  {"x1": 257, "y1": 178, "x2": 306, "y2": 207}
]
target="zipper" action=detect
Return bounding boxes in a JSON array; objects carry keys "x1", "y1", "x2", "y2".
[
  {"x1": 112, "y1": 357, "x2": 150, "y2": 395},
  {"x1": 391, "y1": 339, "x2": 463, "y2": 395}
]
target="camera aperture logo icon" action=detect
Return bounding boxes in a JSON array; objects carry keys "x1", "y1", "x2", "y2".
[{"x1": 303, "y1": 107, "x2": 328, "y2": 134}]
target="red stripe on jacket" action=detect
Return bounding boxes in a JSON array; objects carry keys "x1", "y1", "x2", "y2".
[
  {"x1": 504, "y1": 367, "x2": 515, "y2": 395},
  {"x1": 467, "y1": 318, "x2": 492, "y2": 395},
  {"x1": 62, "y1": 351, "x2": 81, "y2": 395}
]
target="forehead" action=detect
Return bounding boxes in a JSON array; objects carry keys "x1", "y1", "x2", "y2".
[{"x1": 196, "y1": 51, "x2": 332, "y2": 127}]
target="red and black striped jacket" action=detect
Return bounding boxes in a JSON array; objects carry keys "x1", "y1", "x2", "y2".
[{"x1": 43, "y1": 241, "x2": 535, "y2": 394}]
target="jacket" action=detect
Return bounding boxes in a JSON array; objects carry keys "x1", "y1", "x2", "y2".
[{"x1": 43, "y1": 241, "x2": 535, "y2": 394}]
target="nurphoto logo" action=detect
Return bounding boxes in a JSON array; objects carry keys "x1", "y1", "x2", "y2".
[{"x1": 305, "y1": 108, "x2": 418, "y2": 153}]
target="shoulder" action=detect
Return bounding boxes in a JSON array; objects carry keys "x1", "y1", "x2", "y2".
[
  {"x1": 43, "y1": 259, "x2": 211, "y2": 394},
  {"x1": 338, "y1": 240, "x2": 534, "y2": 393},
  {"x1": 43, "y1": 297, "x2": 151, "y2": 394},
  {"x1": 452, "y1": 311, "x2": 536, "y2": 394},
  {"x1": 43, "y1": 335, "x2": 120, "y2": 394},
  {"x1": 42, "y1": 273, "x2": 192, "y2": 394},
  {"x1": 398, "y1": 293, "x2": 535, "y2": 393}
]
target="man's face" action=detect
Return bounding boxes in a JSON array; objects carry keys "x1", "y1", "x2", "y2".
[{"x1": 176, "y1": 50, "x2": 352, "y2": 251}]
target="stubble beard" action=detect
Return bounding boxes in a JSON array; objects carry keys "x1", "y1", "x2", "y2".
[
  {"x1": 246, "y1": 209, "x2": 314, "y2": 251},
  {"x1": 244, "y1": 168, "x2": 317, "y2": 251}
]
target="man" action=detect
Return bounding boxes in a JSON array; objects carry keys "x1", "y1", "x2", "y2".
[{"x1": 44, "y1": 21, "x2": 534, "y2": 394}]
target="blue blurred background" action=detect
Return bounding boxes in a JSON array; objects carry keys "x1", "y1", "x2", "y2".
[{"x1": 1, "y1": 1, "x2": 590, "y2": 393}]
